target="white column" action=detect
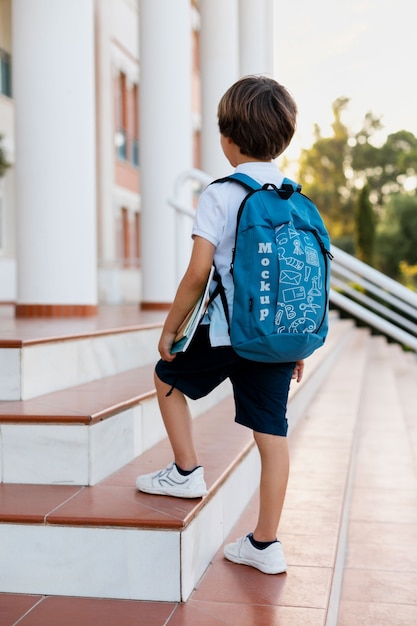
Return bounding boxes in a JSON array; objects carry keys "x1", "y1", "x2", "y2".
[
  {"x1": 12, "y1": 0, "x2": 97, "y2": 315},
  {"x1": 239, "y1": 0, "x2": 274, "y2": 77},
  {"x1": 139, "y1": 0, "x2": 193, "y2": 306},
  {"x1": 95, "y1": 0, "x2": 116, "y2": 265},
  {"x1": 199, "y1": 0, "x2": 239, "y2": 179}
]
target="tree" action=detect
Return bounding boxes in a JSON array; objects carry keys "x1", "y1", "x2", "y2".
[
  {"x1": 355, "y1": 185, "x2": 375, "y2": 265},
  {"x1": 376, "y1": 193, "x2": 417, "y2": 279},
  {"x1": 297, "y1": 98, "x2": 417, "y2": 279},
  {"x1": 297, "y1": 97, "x2": 354, "y2": 249},
  {"x1": 351, "y1": 127, "x2": 417, "y2": 209}
]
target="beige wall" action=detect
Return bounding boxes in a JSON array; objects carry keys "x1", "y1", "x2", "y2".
[{"x1": 0, "y1": 0, "x2": 12, "y2": 51}]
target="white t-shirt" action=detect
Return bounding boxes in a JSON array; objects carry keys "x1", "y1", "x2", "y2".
[{"x1": 192, "y1": 161, "x2": 285, "y2": 347}]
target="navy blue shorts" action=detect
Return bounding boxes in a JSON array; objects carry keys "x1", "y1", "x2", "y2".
[{"x1": 155, "y1": 325, "x2": 295, "y2": 436}]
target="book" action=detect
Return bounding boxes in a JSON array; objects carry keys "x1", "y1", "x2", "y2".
[{"x1": 170, "y1": 266, "x2": 215, "y2": 354}]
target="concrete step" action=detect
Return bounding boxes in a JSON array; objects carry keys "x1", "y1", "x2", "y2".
[
  {"x1": 0, "y1": 314, "x2": 353, "y2": 486},
  {"x1": 1, "y1": 330, "x2": 415, "y2": 622},
  {"x1": 337, "y1": 336, "x2": 417, "y2": 625},
  {"x1": 0, "y1": 365, "x2": 231, "y2": 486},
  {"x1": 189, "y1": 326, "x2": 373, "y2": 622},
  {"x1": 0, "y1": 312, "x2": 164, "y2": 401},
  {"x1": 0, "y1": 317, "x2": 359, "y2": 602},
  {"x1": 391, "y1": 344, "x2": 417, "y2": 469}
]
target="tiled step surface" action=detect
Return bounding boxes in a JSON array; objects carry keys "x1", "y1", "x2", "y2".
[
  {"x1": 1, "y1": 332, "x2": 415, "y2": 623},
  {"x1": 1, "y1": 326, "x2": 406, "y2": 624},
  {"x1": 0, "y1": 364, "x2": 231, "y2": 485},
  {"x1": 337, "y1": 337, "x2": 417, "y2": 626},
  {"x1": 0, "y1": 307, "x2": 165, "y2": 401},
  {"x1": 0, "y1": 312, "x2": 352, "y2": 486},
  {"x1": 0, "y1": 364, "x2": 158, "y2": 485},
  {"x1": 169, "y1": 335, "x2": 417, "y2": 625},
  {"x1": 0, "y1": 319, "x2": 361, "y2": 605},
  {"x1": 390, "y1": 343, "x2": 417, "y2": 459},
  {"x1": 0, "y1": 394, "x2": 260, "y2": 602}
]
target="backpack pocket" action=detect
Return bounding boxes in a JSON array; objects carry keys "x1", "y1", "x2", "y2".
[{"x1": 274, "y1": 223, "x2": 328, "y2": 338}]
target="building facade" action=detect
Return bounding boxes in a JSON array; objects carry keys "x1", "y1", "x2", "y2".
[{"x1": 0, "y1": 0, "x2": 273, "y2": 315}]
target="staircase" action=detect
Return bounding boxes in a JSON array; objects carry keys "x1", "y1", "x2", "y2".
[{"x1": 0, "y1": 306, "x2": 416, "y2": 614}]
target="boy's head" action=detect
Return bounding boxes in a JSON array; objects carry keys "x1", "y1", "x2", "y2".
[{"x1": 217, "y1": 75, "x2": 297, "y2": 161}]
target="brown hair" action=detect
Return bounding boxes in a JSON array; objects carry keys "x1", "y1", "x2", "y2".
[{"x1": 217, "y1": 75, "x2": 297, "y2": 160}]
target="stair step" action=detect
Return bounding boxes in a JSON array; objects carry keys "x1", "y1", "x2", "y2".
[
  {"x1": 391, "y1": 345, "x2": 417, "y2": 466},
  {"x1": 0, "y1": 393, "x2": 250, "y2": 529},
  {"x1": 0, "y1": 394, "x2": 259, "y2": 602},
  {"x1": 0, "y1": 317, "x2": 360, "y2": 602},
  {"x1": 0, "y1": 364, "x2": 156, "y2": 485},
  {"x1": 0, "y1": 314, "x2": 354, "y2": 486},
  {"x1": 337, "y1": 336, "x2": 417, "y2": 624},
  {"x1": 0, "y1": 364, "x2": 232, "y2": 485},
  {"x1": 190, "y1": 327, "x2": 372, "y2": 620},
  {"x1": 0, "y1": 308, "x2": 165, "y2": 401},
  {"x1": 1, "y1": 329, "x2": 415, "y2": 622},
  {"x1": 0, "y1": 365, "x2": 155, "y2": 425}
]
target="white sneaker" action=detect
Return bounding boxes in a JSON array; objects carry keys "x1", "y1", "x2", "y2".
[
  {"x1": 136, "y1": 462, "x2": 208, "y2": 498},
  {"x1": 224, "y1": 534, "x2": 287, "y2": 574}
]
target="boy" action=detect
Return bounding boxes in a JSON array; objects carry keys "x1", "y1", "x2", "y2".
[{"x1": 136, "y1": 75, "x2": 304, "y2": 575}]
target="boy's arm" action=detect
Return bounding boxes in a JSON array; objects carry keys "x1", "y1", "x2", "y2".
[{"x1": 158, "y1": 235, "x2": 216, "y2": 361}]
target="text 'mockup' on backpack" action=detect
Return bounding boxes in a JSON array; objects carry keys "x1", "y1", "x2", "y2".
[{"x1": 212, "y1": 172, "x2": 333, "y2": 363}]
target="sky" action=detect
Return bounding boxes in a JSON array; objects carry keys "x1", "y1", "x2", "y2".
[{"x1": 273, "y1": 0, "x2": 417, "y2": 163}]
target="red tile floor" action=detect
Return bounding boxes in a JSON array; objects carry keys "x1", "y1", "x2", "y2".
[
  {"x1": 1, "y1": 306, "x2": 417, "y2": 625},
  {"x1": 0, "y1": 486, "x2": 332, "y2": 626}
]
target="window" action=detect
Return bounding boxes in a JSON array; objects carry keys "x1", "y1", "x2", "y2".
[
  {"x1": 131, "y1": 83, "x2": 139, "y2": 167},
  {"x1": 115, "y1": 72, "x2": 128, "y2": 161},
  {"x1": 120, "y1": 207, "x2": 140, "y2": 267},
  {"x1": 134, "y1": 211, "x2": 141, "y2": 262},
  {"x1": 114, "y1": 71, "x2": 139, "y2": 167},
  {"x1": 0, "y1": 49, "x2": 11, "y2": 98}
]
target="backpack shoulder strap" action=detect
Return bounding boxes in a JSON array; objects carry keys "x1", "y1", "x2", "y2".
[
  {"x1": 281, "y1": 177, "x2": 302, "y2": 192},
  {"x1": 212, "y1": 173, "x2": 302, "y2": 197},
  {"x1": 278, "y1": 177, "x2": 302, "y2": 199},
  {"x1": 211, "y1": 173, "x2": 262, "y2": 193}
]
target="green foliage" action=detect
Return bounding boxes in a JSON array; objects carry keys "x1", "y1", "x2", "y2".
[
  {"x1": 298, "y1": 98, "x2": 353, "y2": 240},
  {"x1": 399, "y1": 261, "x2": 417, "y2": 291},
  {"x1": 296, "y1": 98, "x2": 417, "y2": 289},
  {"x1": 351, "y1": 128, "x2": 417, "y2": 208},
  {"x1": 355, "y1": 185, "x2": 375, "y2": 265},
  {"x1": 376, "y1": 194, "x2": 417, "y2": 279}
]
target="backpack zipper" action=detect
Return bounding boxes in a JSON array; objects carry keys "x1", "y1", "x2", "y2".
[{"x1": 312, "y1": 231, "x2": 333, "y2": 333}]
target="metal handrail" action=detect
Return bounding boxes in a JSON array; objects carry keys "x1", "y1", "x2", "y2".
[
  {"x1": 331, "y1": 245, "x2": 417, "y2": 312},
  {"x1": 169, "y1": 168, "x2": 213, "y2": 218},
  {"x1": 330, "y1": 244, "x2": 417, "y2": 353},
  {"x1": 330, "y1": 289, "x2": 417, "y2": 352},
  {"x1": 169, "y1": 168, "x2": 417, "y2": 354}
]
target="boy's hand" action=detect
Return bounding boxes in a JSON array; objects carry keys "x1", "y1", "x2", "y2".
[
  {"x1": 158, "y1": 331, "x2": 177, "y2": 362},
  {"x1": 292, "y1": 360, "x2": 304, "y2": 383},
  {"x1": 156, "y1": 236, "x2": 216, "y2": 363}
]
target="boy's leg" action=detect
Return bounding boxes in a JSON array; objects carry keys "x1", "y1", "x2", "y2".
[
  {"x1": 224, "y1": 361, "x2": 292, "y2": 573},
  {"x1": 135, "y1": 370, "x2": 207, "y2": 498},
  {"x1": 223, "y1": 430, "x2": 289, "y2": 574},
  {"x1": 252, "y1": 431, "x2": 289, "y2": 542},
  {"x1": 154, "y1": 370, "x2": 199, "y2": 471},
  {"x1": 137, "y1": 328, "x2": 235, "y2": 498},
  {"x1": 228, "y1": 361, "x2": 292, "y2": 541}
]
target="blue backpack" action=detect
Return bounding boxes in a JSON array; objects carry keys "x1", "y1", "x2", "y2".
[{"x1": 212, "y1": 173, "x2": 333, "y2": 363}]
